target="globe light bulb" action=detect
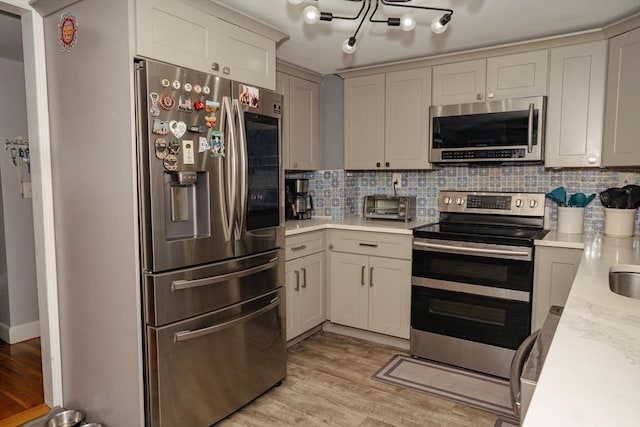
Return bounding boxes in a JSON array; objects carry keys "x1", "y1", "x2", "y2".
[
  {"x1": 342, "y1": 37, "x2": 357, "y2": 54},
  {"x1": 431, "y1": 14, "x2": 451, "y2": 34},
  {"x1": 303, "y1": 5, "x2": 321, "y2": 24},
  {"x1": 399, "y1": 13, "x2": 416, "y2": 31}
]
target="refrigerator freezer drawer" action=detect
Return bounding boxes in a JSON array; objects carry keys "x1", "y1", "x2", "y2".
[
  {"x1": 145, "y1": 288, "x2": 286, "y2": 426},
  {"x1": 144, "y1": 249, "x2": 284, "y2": 326}
]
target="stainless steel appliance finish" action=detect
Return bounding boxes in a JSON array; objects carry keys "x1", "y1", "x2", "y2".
[
  {"x1": 363, "y1": 195, "x2": 416, "y2": 221},
  {"x1": 430, "y1": 96, "x2": 547, "y2": 164},
  {"x1": 609, "y1": 266, "x2": 640, "y2": 299},
  {"x1": 510, "y1": 305, "x2": 563, "y2": 419},
  {"x1": 285, "y1": 178, "x2": 314, "y2": 220},
  {"x1": 411, "y1": 191, "x2": 548, "y2": 379},
  {"x1": 135, "y1": 59, "x2": 286, "y2": 426}
]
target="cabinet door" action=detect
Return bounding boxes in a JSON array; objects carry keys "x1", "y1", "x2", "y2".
[
  {"x1": 344, "y1": 75, "x2": 386, "y2": 169},
  {"x1": 276, "y1": 72, "x2": 291, "y2": 169},
  {"x1": 531, "y1": 246, "x2": 583, "y2": 331},
  {"x1": 486, "y1": 50, "x2": 549, "y2": 100},
  {"x1": 299, "y1": 252, "x2": 326, "y2": 333},
  {"x1": 385, "y1": 68, "x2": 433, "y2": 169},
  {"x1": 288, "y1": 76, "x2": 319, "y2": 170},
  {"x1": 217, "y1": 20, "x2": 276, "y2": 90},
  {"x1": 329, "y1": 252, "x2": 369, "y2": 330},
  {"x1": 546, "y1": 41, "x2": 607, "y2": 168},
  {"x1": 136, "y1": 0, "x2": 220, "y2": 75},
  {"x1": 285, "y1": 259, "x2": 301, "y2": 340},
  {"x1": 432, "y1": 59, "x2": 486, "y2": 105},
  {"x1": 603, "y1": 27, "x2": 640, "y2": 167},
  {"x1": 367, "y1": 257, "x2": 411, "y2": 339}
]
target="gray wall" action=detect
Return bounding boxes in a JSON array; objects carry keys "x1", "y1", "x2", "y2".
[
  {"x1": 43, "y1": 0, "x2": 143, "y2": 424},
  {"x1": 0, "y1": 55, "x2": 38, "y2": 339}
]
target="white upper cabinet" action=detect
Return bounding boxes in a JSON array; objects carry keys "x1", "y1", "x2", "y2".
[
  {"x1": 384, "y1": 68, "x2": 432, "y2": 169},
  {"x1": 432, "y1": 50, "x2": 548, "y2": 105},
  {"x1": 432, "y1": 59, "x2": 486, "y2": 105},
  {"x1": 344, "y1": 74, "x2": 386, "y2": 170},
  {"x1": 135, "y1": 0, "x2": 278, "y2": 89},
  {"x1": 344, "y1": 68, "x2": 433, "y2": 170},
  {"x1": 545, "y1": 41, "x2": 607, "y2": 168},
  {"x1": 602, "y1": 27, "x2": 640, "y2": 167}
]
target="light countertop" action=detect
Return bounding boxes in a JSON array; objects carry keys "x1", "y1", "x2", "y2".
[
  {"x1": 284, "y1": 216, "x2": 431, "y2": 236},
  {"x1": 523, "y1": 233, "x2": 640, "y2": 426}
]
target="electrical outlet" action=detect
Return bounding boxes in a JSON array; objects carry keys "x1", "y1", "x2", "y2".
[
  {"x1": 618, "y1": 173, "x2": 635, "y2": 187},
  {"x1": 392, "y1": 173, "x2": 402, "y2": 188}
]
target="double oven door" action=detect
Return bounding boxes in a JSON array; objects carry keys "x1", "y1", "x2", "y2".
[{"x1": 411, "y1": 238, "x2": 534, "y2": 378}]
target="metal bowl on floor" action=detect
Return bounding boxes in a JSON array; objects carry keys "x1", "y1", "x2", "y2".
[{"x1": 46, "y1": 410, "x2": 85, "y2": 427}]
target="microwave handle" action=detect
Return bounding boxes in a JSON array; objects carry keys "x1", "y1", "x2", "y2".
[
  {"x1": 527, "y1": 103, "x2": 534, "y2": 153},
  {"x1": 509, "y1": 328, "x2": 540, "y2": 417}
]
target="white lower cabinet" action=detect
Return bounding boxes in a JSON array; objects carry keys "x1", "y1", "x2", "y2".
[
  {"x1": 329, "y1": 231, "x2": 411, "y2": 339},
  {"x1": 285, "y1": 232, "x2": 326, "y2": 341},
  {"x1": 532, "y1": 246, "x2": 583, "y2": 331}
]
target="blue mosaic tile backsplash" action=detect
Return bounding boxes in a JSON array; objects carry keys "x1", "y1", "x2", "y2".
[{"x1": 286, "y1": 165, "x2": 640, "y2": 233}]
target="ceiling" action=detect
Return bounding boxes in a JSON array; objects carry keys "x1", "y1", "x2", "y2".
[{"x1": 216, "y1": 0, "x2": 640, "y2": 75}]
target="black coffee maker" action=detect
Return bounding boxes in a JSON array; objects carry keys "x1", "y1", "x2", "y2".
[{"x1": 286, "y1": 178, "x2": 313, "y2": 220}]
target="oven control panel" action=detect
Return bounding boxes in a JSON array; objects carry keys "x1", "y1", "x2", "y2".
[{"x1": 439, "y1": 191, "x2": 545, "y2": 216}]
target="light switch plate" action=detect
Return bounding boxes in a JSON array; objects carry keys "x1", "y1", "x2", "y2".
[{"x1": 618, "y1": 173, "x2": 635, "y2": 187}]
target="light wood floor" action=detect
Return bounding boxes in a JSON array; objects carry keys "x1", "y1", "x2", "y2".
[
  {"x1": 0, "y1": 338, "x2": 45, "y2": 422},
  {"x1": 220, "y1": 331, "x2": 500, "y2": 426}
]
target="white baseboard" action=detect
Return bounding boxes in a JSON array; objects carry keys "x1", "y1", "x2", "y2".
[
  {"x1": 322, "y1": 322, "x2": 410, "y2": 351},
  {"x1": 0, "y1": 320, "x2": 40, "y2": 344}
]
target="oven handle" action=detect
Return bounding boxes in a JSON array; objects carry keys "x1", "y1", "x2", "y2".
[
  {"x1": 509, "y1": 329, "x2": 540, "y2": 417},
  {"x1": 413, "y1": 241, "x2": 530, "y2": 257}
]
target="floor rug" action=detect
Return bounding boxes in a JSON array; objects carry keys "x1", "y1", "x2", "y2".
[{"x1": 373, "y1": 354, "x2": 519, "y2": 422}]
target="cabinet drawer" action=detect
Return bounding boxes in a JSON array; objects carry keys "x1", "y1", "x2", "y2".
[
  {"x1": 285, "y1": 231, "x2": 325, "y2": 260},
  {"x1": 329, "y1": 230, "x2": 411, "y2": 260}
]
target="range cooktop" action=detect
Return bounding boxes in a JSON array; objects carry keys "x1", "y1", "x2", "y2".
[{"x1": 413, "y1": 222, "x2": 549, "y2": 247}]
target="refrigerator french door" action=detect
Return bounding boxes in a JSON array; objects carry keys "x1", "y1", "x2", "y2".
[{"x1": 135, "y1": 59, "x2": 286, "y2": 426}]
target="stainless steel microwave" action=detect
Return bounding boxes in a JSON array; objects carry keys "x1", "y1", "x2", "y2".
[{"x1": 430, "y1": 96, "x2": 547, "y2": 164}]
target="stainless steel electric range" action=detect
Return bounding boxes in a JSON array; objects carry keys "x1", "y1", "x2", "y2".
[{"x1": 410, "y1": 191, "x2": 549, "y2": 379}]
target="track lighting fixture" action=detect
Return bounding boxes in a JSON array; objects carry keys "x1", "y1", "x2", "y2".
[{"x1": 288, "y1": 0, "x2": 454, "y2": 54}]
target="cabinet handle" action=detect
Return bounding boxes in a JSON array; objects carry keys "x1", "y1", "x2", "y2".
[
  {"x1": 293, "y1": 162, "x2": 298, "y2": 168},
  {"x1": 211, "y1": 62, "x2": 220, "y2": 71},
  {"x1": 385, "y1": 162, "x2": 390, "y2": 167},
  {"x1": 476, "y1": 93, "x2": 483, "y2": 100},
  {"x1": 588, "y1": 156, "x2": 597, "y2": 164},
  {"x1": 222, "y1": 66, "x2": 231, "y2": 75},
  {"x1": 359, "y1": 242, "x2": 378, "y2": 248},
  {"x1": 370, "y1": 267, "x2": 374, "y2": 287},
  {"x1": 376, "y1": 162, "x2": 381, "y2": 168},
  {"x1": 294, "y1": 270, "x2": 300, "y2": 291},
  {"x1": 291, "y1": 245, "x2": 307, "y2": 251},
  {"x1": 301, "y1": 267, "x2": 307, "y2": 288},
  {"x1": 361, "y1": 265, "x2": 366, "y2": 286},
  {"x1": 329, "y1": 244, "x2": 334, "y2": 250},
  {"x1": 487, "y1": 92, "x2": 494, "y2": 98}
]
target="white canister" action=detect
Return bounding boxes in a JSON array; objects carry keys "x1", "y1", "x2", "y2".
[
  {"x1": 557, "y1": 207, "x2": 585, "y2": 234},
  {"x1": 604, "y1": 208, "x2": 636, "y2": 237}
]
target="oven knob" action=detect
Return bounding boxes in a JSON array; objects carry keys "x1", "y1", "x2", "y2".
[
  {"x1": 455, "y1": 197, "x2": 464, "y2": 206},
  {"x1": 515, "y1": 199, "x2": 523, "y2": 208},
  {"x1": 444, "y1": 197, "x2": 452, "y2": 205},
  {"x1": 530, "y1": 199, "x2": 538, "y2": 208}
]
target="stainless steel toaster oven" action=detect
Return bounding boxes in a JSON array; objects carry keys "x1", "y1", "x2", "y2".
[{"x1": 363, "y1": 195, "x2": 416, "y2": 221}]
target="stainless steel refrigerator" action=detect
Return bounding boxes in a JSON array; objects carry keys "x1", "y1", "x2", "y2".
[{"x1": 134, "y1": 59, "x2": 286, "y2": 426}]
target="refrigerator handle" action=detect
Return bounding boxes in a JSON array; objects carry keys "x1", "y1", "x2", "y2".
[
  {"x1": 171, "y1": 256, "x2": 280, "y2": 291},
  {"x1": 219, "y1": 96, "x2": 236, "y2": 241},
  {"x1": 232, "y1": 99, "x2": 248, "y2": 239},
  {"x1": 174, "y1": 296, "x2": 280, "y2": 342}
]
